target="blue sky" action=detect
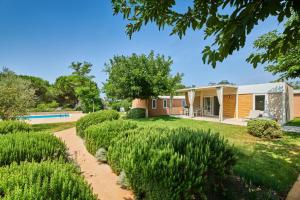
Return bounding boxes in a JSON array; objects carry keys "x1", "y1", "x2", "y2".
[{"x1": 0, "y1": 0, "x2": 289, "y2": 88}]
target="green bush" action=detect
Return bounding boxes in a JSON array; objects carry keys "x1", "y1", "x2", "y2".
[
  {"x1": 0, "y1": 121, "x2": 31, "y2": 135},
  {"x1": 127, "y1": 108, "x2": 146, "y2": 119},
  {"x1": 85, "y1": 120, "x2": 138, "y2": 155},
  {"x1": 0, "y1": 161, "x2": 97, "y2": 200},
  {"x1": 76, "y1": 110, "x2": 120, "y2": 138},
  {"x1": 247, "y1": 119, "x2": 282, "y2": 138},
  {"x1": 0, "y1": 132, "x2": 68, "y2": 166},
  {"x1": 108, "y1": 127, "x2": 236, "y2": 199},
  {"x1": 110, "y1": 100, "x2": 131, "y2": 112}
]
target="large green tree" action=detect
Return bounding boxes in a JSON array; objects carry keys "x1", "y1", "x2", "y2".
[
  {"x1": 54, "y1": 62, "x2": 102, "y2": 112},
  {"x1": 111, "y1": 0, "x2": 300, "y2": 68},
  {"x1": 103, "y1": 51, "x2": 182, "y2": 100},
  {"x1": 247, "y1": 15, "x2": 300, "y2": 80},
  {"x1": 19, "y1": 75, "x2": 54, "y2": 104},
  {"x1": 0, "y1": 69, "x2": 35, "y2": 120}
]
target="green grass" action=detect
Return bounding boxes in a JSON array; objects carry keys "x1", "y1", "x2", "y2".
[
  {"x1": 286, "y1": 118, "x2": 300, "y2": 127},
  {"x1": 130, "y1": 116, "x2": 300, "y2": 197},
  {"x1": 31, "y1": 122, "x2": 76, "y2": 132}
]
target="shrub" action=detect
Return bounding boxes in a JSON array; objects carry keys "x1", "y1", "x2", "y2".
[
  {"x1": 32, "y1": 101, "x2": 59, "y2": 112},
  {"x1": 0, "y1": 121, "x2": 31, "y2": 135},
  {"x1": 95, "y1": 148, "x2": 107, "y2": 163},
  {"x1": 110, "y1": 100, "x2": 131, "y2": 112},
  {"x1": 85, "y1": 120, "x2": 138, "y2": 154},
  {"x1": 247, "y1": 119, "x2": 282, "y2": 138},
  {"x1": 0, "y1": 161, "x2": 97, "y2": 199},
  {"x1": 0, "y1": 132, "x2": 68, "y2": 166},
  {"x1": 127, "y1": 108, "x2": 146, "y2": 119},
  {"x1": 76, "y1": 110, "x2": 120, "y2": 138},
  {"x1": 108, "y1": 127, "x2": 236, "y2": 199}
]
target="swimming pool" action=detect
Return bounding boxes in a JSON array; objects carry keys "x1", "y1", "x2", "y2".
[{"x1": 19, "y1": 114, "x2": 70, "y2": 120}]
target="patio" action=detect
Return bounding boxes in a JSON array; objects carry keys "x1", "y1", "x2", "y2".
[
  {"x1": 174, "y1": 115, "x2": 247, "y2": 126},
  {"x1": 176, "y1": 85, "x2": 240, "y2": 123}
]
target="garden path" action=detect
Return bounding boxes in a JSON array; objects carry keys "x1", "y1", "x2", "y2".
[
  {"x1": 54, "y1": 128, "x2": 133, "y2": 200},
  {"x1": 286, "y1": 175, "x2": 300, "y2": 200}
]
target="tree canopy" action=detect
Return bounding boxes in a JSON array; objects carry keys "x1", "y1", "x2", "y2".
[
  {"x1": 0, "y1": 69, "x2": 35, "y2": 120},
  {"x1": 208, "y1": 80, "x2": 235, "y2": 86},
  {"x1": 54, "y1": 62, "x2": 102, "y2": 112},
  {"x1": 19, "y1": 75, "x2": 54, "y2": 104},
  {"x1": 111, "y1": 0, "x2": 300, "y2": 68},
  {"x1": 103, "y1": 51, "x2": 183, "y2": 100},
  {"x1": 247, "y1": 15, "x2": 300, "y2": 80}
]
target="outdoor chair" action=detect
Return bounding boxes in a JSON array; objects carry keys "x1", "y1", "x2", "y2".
[
  {"x1": 184, "y1": 108, "x2": 189, "y2": 116},
  {"x1": 246, "y1": 110, "x2": 263, "y2": 120},
  {"x1": 194, "y1": 107, "x2": 202, "y2": 117}
]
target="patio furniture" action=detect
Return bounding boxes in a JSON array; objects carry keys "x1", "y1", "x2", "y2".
[
  {"x1": 194, "y1": 107, "x2": 202, "y2": 116},
  {"x1": 184, "y1": 108, "x2": 189, "y2": 116},
  {"x1": 247, "y1": 110, "x2": 263, "y2": 119}
]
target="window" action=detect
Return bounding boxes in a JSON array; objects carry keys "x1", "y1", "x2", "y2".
[
  {"x1": 255, "y1": 95, "x2": 265, "y2": 111},
  {"x1": 152, "y1": 99, "x2": 157, "y2": 109},
  {"x1": 163, "y1": 99, "x2": 168, "y2": 109},
  {"x1": 181, "y1": 99, "x2": 186, "y2": 107}
]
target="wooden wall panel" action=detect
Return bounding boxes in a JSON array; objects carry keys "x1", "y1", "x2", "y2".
[
  {"x1": 294, "y1": 94, "x2": 300, "y2": 117},
  {"x1": 223, "y1": 95, "x2": 236, "y2": 118},
  {"x1": 238, "y1": 94, "x2": 253, "y2": 118}
]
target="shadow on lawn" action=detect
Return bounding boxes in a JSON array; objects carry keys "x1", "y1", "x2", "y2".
[
  {"x1": 235, "y1": 135, "x2": 300, "y2": 198},
  {"x1": 132, "y1": 116, "x2": 179, "y2": 122}
]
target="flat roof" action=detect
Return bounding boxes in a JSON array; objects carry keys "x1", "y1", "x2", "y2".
[
  {"x1": 176, "y1": 84, "x2": 238, "y2": 92},
  {"x1": 158, "y1": 96, "x2": 185, "y2": 99}
]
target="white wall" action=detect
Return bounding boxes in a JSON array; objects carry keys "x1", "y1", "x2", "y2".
[{"x1": 238, "y1": 82, "x2": 285, "y2": 94}]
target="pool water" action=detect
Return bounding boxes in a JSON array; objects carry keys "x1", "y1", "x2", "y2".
[{"x1": 19, "y1": 114, "x2": 70, "y2": 120}]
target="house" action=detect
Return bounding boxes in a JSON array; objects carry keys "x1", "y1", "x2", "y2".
[
  {"x1": 176, "y1": 82, "x2": 294, "y2": 124},
  {"x1": 132, "y1": 96, "x2": 186, "y2": 117},
  {"x1": 294, "y1": 89, "x2": 300, "y2": 118}
]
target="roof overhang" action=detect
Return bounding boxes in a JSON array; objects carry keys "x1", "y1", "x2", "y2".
[{"x1": 176, "y1": 85, "x2": 238, "y2": 93}]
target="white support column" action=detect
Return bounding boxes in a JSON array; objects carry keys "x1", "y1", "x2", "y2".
[
  {"x1": 235, "y1": 89, "x2": 239, "y2": 119},
  {"x1": 188, "y1": 90, "x2": 195, "y2": 118},
  {"x1": 220, "y1": 87, "x2": 224, "y2": 121},
  {"x1": 216, "y1": 87, "x2": 224, "y2": 122},
  {"x1": 200, "y1": 91, "x2": 203, "y2": 115}
]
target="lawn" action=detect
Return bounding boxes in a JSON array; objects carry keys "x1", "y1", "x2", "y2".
[
  {"x1": 32, "y1": 122, "x2": 76, "y2": 132},
  {"x1": 131, "y1": 116, "x2": 300, "y2": 197},
  {"x1": 286, "y1": 118, "x2": 300, "y2": 127}
]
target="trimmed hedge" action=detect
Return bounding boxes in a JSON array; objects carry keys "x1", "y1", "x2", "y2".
[
  {"x1": 127, "y1": 108, "x2": 146, "y2": 119},
  {"x1": 0, "y1": 161, "x2": 97, "y2": 199},
  {"x1": 0, "y1": 132, "x2": 68, "y2": 166},
  {"x1": 76, "y1": 110, "x2": 120, "y2": 138},
  {"x1": 85, "y1": 120, "x2": 138, "y2": 155},
  {"x1": 247, "y1": 119, "x2": 282, "y2": 138},
  {"x1": 108, "y1": 126, "x2": 236, "y2": 199},
  {"x1": 0, "y1": 121, "x2": 31, "y2": 135}
]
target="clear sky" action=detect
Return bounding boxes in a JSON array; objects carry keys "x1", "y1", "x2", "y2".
[{"x1": 0, "y1": 0, "x2": 289, "y2": 88}]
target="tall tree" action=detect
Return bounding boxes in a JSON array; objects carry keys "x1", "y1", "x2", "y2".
[
  {"x1": 19, "y1": 75, "x2": 54, "y2": 104},
  {"x1": 103, "y1": 51, "x2": 182, "y2": 100},
  {"x1": 69, "y1": 62, "x2": 95, "y2": 79},
  {"x1": 54, "y1": 76, "x2": 78, "y2": 107},
  {"x1": 0, "y1": 69, "x2": 35, "y2": 120},
  {"x1": 54, "y1": 62, "x2": 102, "y2": 112},
  {"x1": 103, "y1": 51, "x2": 182, "y2": 116},
  {"x1": 209, "y1": 80, "x2": 235, "y2": 86},
  {"x1": 247, "y1": 15, "x2": 300, "y2": 80},
  {"x1": 111, "y1": 0, "x2": 300, "y2": 67}
]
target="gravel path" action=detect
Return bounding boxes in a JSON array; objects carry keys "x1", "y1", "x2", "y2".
[{"x1": 54, "y1": 128, "x2": 133, "y2": 200}]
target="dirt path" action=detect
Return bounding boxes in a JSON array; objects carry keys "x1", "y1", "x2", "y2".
[
  {"x1": 286, "y1": 175, "x2": 300, "y2": 200},
  {"x1": 54, "y1": 128, "x2": 133, "y2": 200}
]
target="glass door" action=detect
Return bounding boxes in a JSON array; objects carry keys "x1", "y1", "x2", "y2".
[{"x1": 203, "y1": 97, "x2": 213, "y2": 116}]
